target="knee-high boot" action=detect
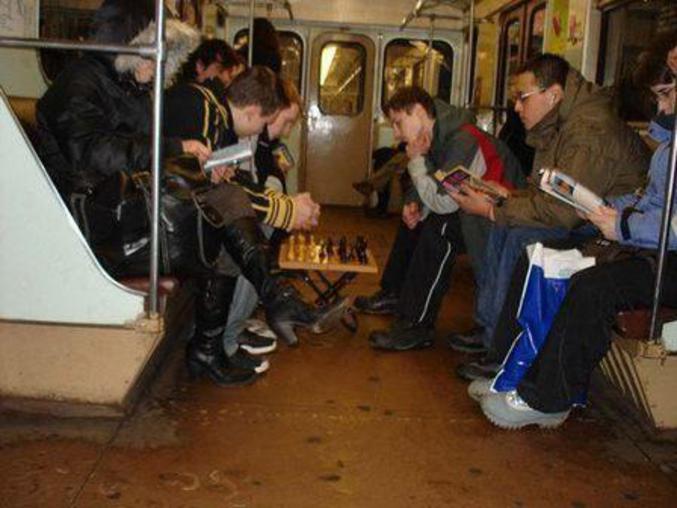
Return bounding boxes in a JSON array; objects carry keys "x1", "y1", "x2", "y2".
[
  {"x1": 220, "y1": 218, "x2": 347, "y2": 345},
  {"x1": 186, "y1": 276, "x2": 258, "y2": 386}
]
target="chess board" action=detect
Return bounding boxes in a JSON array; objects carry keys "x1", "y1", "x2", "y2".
[{"x1": 278, "y1": 235, "x2": 378, "y2": 274}]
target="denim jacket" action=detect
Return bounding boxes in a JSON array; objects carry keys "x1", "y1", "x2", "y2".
[{"x1": 607, "y1": 118, "x2": 677, "y2": 250}]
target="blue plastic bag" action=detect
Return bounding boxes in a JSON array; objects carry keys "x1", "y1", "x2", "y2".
[{"x1": 492, "y1": 243, "x2": 595, "y2": 394}]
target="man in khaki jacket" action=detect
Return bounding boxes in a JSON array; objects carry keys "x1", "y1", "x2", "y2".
[{"x1": 448, "y1": 53, "x2": 650, "y2": 378}]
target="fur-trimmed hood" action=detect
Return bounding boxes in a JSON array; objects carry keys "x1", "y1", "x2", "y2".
[{"x1": 114, "y1": 19, "x2": 200, "y2": 87}]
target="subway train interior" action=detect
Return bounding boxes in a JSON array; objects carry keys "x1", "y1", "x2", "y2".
[{"x1": 1, "y1": 0, "x2": 677, "y2": 506}]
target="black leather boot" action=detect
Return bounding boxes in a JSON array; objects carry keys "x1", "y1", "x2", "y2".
[
  {"x1": 220, "y1": 218, "x2": 347, "y2": 346},
  {"x1": 186, "y1": 276, "x2": 258, "y2": 386}
]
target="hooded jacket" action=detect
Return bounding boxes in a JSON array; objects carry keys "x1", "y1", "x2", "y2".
[
  {"x1": 607, "y1": 117, "x2": 677, "y2": 250},
  {"x1": 36, "y1": 17, "x2": 198, "y2": 196},
  {"x1": 494, "y1": 69, "x2": 650, "y2": 229},
  {"x1": 406, "y1": 100, "x2": 523, "y2": 215}
]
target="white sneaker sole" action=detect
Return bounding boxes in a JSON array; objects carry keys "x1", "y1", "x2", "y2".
[
  {"x1": 240, "y1": 342, "x2": 277, "y2": 355},
  {"x1": 254, "y1": 358, "x2": 270, "y2": 374},
  {"x1": 483, "y1": 409, "x2": 568, "y2": 429}
]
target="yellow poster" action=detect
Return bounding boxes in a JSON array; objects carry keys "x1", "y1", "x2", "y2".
[{"x1": 546, "y1": 0, "x2": 569, "y2": 55}]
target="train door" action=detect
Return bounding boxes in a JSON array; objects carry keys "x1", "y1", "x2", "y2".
[{"x1": 305, "y1": 32, "x2": 375, "y2": 206}]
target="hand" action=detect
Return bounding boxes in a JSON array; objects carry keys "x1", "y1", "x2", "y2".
[
  {"x1": 447, "y1": 183, "x2": 494, "y2": 220},
  {"x1": 405, "y1": 128, "x2": 432, "y2": 160},
  {"x1": 586, "y1": 205, "x2": 619, "y2": 241},
  {"x1": 402, "y1": 201, "x2": 422, "y2": 230},
  {"x1": 181, "y1": 139, "x2": 211, "y2": 165},
  {"x1": 484, "y1": 180, "x2": 511, "y2": 199},
  {"x1": 209, "y1": 164, "x2": 236, "y2": 184},
  {"x1": 292, "y1": 192, "x2": 321, "y2": 230}
]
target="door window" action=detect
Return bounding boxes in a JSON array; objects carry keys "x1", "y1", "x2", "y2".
[
  {"x1": 235, "y1": 29, "x2": 304, "y2": 92},
  {"x1": 381, "y1": 38, "x2": 454, "y2": 109},
  {"x1": 318, "y1": 42, "x2": 366, "y2": 116},
  {"x1": 499, "y1": 19, "x2": 522, "y2": 106},
  {"x1": 527, "y1": 5, "x2": 545, "y2": 59}
]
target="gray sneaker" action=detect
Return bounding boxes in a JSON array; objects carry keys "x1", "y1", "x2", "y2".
[
  {"x1": 480, "y1": 390, "x2": 570, "y2": 429},
  {"x1": 467, "y1": 378, "x2": 494, "y2": 402}
]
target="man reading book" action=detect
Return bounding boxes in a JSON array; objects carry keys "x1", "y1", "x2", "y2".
[{"x1": 446, "y1": 54, "x2": 650, "y2": 379}]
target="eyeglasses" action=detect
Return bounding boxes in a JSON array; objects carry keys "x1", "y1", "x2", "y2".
[
  {"x1": 514, "y1": 88, "x2": 545, "y2": 104},
  {"x1": 651, "y1": 83, "x2": 676, "y2": 103}
]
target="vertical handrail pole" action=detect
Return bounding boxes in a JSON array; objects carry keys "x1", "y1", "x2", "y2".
[
  {"x1": 248, "y1": 0, "x2": 256, "y2": 66},
  {"x1": 465, "y1": 0, "x2": 475, "y2": 107},
  {"x1": 149, "y1": 0, "x2": 166, "y2": 317},
  {"x1": 649, "y1": 113, "x2": 677, "y2": 342}
]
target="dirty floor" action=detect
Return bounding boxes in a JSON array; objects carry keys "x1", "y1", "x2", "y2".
[{"x1": 1, "y1": 207, "x2": 677, "y2": 507}]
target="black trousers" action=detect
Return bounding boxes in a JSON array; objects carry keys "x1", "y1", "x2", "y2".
[
  {"x1": 494, "y1": 251, "x2": 677, "y2": 413},
  {"x1": 380, "y1": 213, "x2": 459, "y2": 328}
]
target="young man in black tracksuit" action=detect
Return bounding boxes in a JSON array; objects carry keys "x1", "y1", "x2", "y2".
[{"x1": 357, "y1": 87, "x2": 522, "y2": 351}]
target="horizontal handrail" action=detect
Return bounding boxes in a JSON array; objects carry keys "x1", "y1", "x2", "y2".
[{"x1": 0, "y1": 36, "x2": 156, "y2": 57}]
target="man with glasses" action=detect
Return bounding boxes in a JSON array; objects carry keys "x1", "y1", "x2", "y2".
[{"x1": 447, "y1": 53, "x2": 649, "y2": 380}]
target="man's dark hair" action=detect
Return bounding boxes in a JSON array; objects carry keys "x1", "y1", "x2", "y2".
[
  {"x1": 634, "y1": 30, "x2": 677, "y2": 87},
  {"x1": 181, "y1": 39, "x2": 244, "y2": 81},
  {"x1": 237, "y1": 17, "x2": 282, "y2": 74},
  {"x1": 516, "y1": 53, "x2": 570, "y2": 90},
  {"x1": 384, "y1": 86, "x2": 436, "y2": 118},
  {"x1": 226, "y1": 65, "x2": 281, "y2": 116},
  {"x1": 90, "y1": 0, "x2": 155, "y2": 45}
]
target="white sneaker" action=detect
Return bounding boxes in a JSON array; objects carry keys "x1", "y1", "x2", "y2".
[
  {"x1": 467, "y1": 378, "x2": 494, "y2": 402},
  {"x1": 245, "y1": 319, "x2": 278, "y2": 340},
  {"x1": 480, "y1": 390, "x2": 570, "y2": 429}
]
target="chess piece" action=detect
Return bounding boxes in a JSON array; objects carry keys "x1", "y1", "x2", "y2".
[
  {"x1": 338, "y1": 236, "x2": 348, "y2": 263},
  {"x1": 287, "y1": 235, "x2": 296, "y2": 261}
]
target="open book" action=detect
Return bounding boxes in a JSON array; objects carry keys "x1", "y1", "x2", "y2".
[
  {"x1": 538, "y1": 168, "x2": 605, "y2": 214},
  {"x1": 204, "y1": 140, "x2": 253, "y2": 172},
  {"x1": 433, "y1": 165, "x2": 504, "y2": 204}
]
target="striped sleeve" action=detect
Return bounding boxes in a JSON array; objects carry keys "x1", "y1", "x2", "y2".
[{"x1": 241, "y1": 185, "x2": 297, "y2": 231}]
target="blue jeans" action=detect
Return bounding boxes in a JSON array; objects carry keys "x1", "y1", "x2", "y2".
[{"x1": 476, "y1": 225, "x2": 570, "y2": 347}]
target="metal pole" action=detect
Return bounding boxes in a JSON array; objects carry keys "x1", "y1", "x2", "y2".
[
  {"x1": 465, "y1": 0, "x2": 475, "y2": 107},
  {"x1": 0, "y1": 36, "x2": 155, "y2": 56},
  {"x1": 649, "y1": 114, "x2": 677, "y2": 342},
  {"x1": 148, "y1": 0, "x2": 166, "y2": 317},
  {"x1": 248, "y1": 0, "x2": 256, "y2": 66}
]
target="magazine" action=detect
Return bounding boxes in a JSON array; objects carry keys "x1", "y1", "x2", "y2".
[
  {"x1": 204, "y1": 140, "x2": 253, "y2": 172},
  {"x1": 538, "y1": 168, "x2": 605, "y2": 214},
  {"x1": 433, "y1": 165, "x2": 504, "y2": 204}
]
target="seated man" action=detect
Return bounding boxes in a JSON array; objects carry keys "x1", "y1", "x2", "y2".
[
  {"x1": 355, "y1": 86, "x2": 523, "y2": 351},
  {"x1": 449, "y1": 54, "x2": 650, "y2": 379},
  {"x1": 36, "y1": 0, "x2": 342, "y2": 388},
  {"x1": 474, "y1": 50, "x2": 677, "y2": 428}
]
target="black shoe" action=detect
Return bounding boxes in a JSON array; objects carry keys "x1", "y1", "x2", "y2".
[
  {"x1": 220, "y1": 218, "x2": 347, "y2": 347},
  {"x1": 456, "y1": 358, "x2": 500, "y2": 381},
  {"x1": 447, "y1": 327, "x2": 487, "y2": 354},
  {"x1": 186, "y1": 334, "x2": 258, "y2": 386},
  {"x1": 229, "y1": 347, "x2": 270, "y2": 374},
  {"x1": 237, "y1": 329, "x2": 277, "y2": 355},
  {"x1": 352, "y1": 181, "x2": 374, "y2": 196},
  {"x1": 369, "y1": 320, "x2": 434, "y2": 351},
  {"x1": 266, "y1": 287, "x2": 349, "y2": 346},
  {"x1": 354, "y1": 289, "x2": 399, "y2": 315}
]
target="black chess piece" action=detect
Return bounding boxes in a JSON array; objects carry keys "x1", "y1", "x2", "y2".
[
  {"x1": 338, "y1": 236, "x2": 348, "y2": 263},
  {"x1": 355, "y1": 236, "x2": 368, "y2": 264}
]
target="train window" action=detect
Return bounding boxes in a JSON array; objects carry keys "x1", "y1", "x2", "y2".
[
  {"x1": 234, "y1": 29, "x2": 304, "y2": 92},
  {"x1": 498, "y1": 18, "x2": 522, "y2": 106},
  {"x1": 381, "y1": 39, "x2": 453, "y2": 109},
  {"x1": 597, "y1": 0, "x2": 673, "y2": 121},
  {"x1": 278, "y1": 32, "x2": 304, "y2": 92},
  {"x1": 318, "y1": 42, "x2": 366, "y2": 116},
  {"x1": 39, "y1": 4, "x2": 95, "y2": 83},
  {"x1": 527, "y1": 5, "x2": 545, "y2": 59}
]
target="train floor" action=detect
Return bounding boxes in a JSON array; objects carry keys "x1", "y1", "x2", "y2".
[{"x1": 2, "y1": 207, "x2": 677, "y2": 507}]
